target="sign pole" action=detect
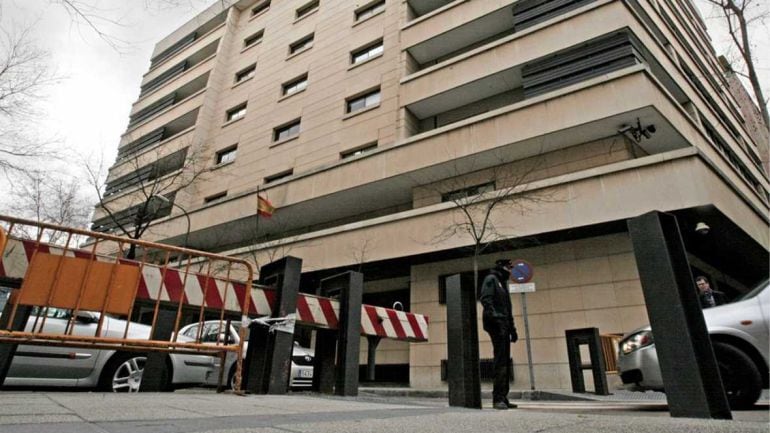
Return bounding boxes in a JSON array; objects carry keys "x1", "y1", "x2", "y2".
[
  {"x1": 508, "y1": 259, "x2": 536, "y2": 391},
  {"x1": 520, "y1": 292, "x2": 535, "y2": 391}
]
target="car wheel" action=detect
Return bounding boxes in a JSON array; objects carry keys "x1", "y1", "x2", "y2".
[
  {"x1": 228, "y1": 364, "x2": 247, "y2": 391},
  {"x1": 228, "y1": 364, "x2": 237, "y2": 390},
  {"x1": 98, "y1": 353, "x2": 147, "y2": 393},
  {"x1": 713, "y1": 341, "x2": 762, "y2": 410}
]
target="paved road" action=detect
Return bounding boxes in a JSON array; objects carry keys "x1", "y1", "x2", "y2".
[{"x1": 0, "y1": 390, "x2": 766, "y2": 433}]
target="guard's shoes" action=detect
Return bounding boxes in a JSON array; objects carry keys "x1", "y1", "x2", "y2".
[
  {"x1": 493, "y1": 401, "x2": 509, "y2": 410},
  {"x1": 503, "y1": 400, "x2": 518, "y2": 409}
]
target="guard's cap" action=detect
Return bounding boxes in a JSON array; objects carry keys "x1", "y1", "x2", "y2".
[{"x1": 495, "y1": 259, "x2": 512, "y2": 267}]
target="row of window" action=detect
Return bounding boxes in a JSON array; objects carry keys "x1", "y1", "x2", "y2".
[
  {"x1": 249, "y1": 0, "x2": 385, "y2": 24},
  {"x1": 208, "y1": 139, "x2": 378, "y2": 206},
  {"x1": 235, "y1": 36, "x2": 384, "y2": 88},
  {"x1": 225, "y1": 86, "x2": 382, "y2": 132},
  {"x1": 239, "y1": 0, "x2": 386, "y2": 64},
  {"x1": 215, "y1": 138, "x2": 377, "y2": 169}
]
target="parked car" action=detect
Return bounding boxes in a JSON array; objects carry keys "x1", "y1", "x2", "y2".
[
  {"x1": 617, "y1": 279, "x2": 769, "y2": 409},
  {"x1": 177, "y1": 320, "x2": 314, "y2": 389},
  {"x1": 3, "y1": 308, "x2": 211, "y2": 392}
]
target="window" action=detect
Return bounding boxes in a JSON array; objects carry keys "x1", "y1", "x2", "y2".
[
  {"x1": 243, "y1": 30, "x2": 264, "y2": 48},
  {"x1": 273, "y1": 119, "x2": 301, "y2": 141},
  {"x1": 282, "y1": 74, "x2": 308, "y2": 96},
  {"x1": 341, "y1": 142, "x2": 377, "y2": 159},
  {"x1": 251, "y1": 0, "x2": 270, "y2": 16},
  {"x1": 296, "y1": 0, "x2": 319, "y2": 19},
  {"x1": 441, "y1": 182, "x2": 495, "y2": 202},
  {"x1": 225, "y1": 103, "x2": 247, "y2": 122},
  {"x1": 289, "y1": 34, "x2": 314, "y2": 55},
  {"x1": 355, "y1": 0, "x2": 385, "y2": 21},
  {"x1": 264, "y1": 169, "x2": 293, "y2": 183},
  {"x1": 204, "y1": 191, "x2": 227, "y2": 203},
  {"x1": 351, "y1": 40, "x2": 383, "y2": 64},
  {"x1": 235, "y1": 64, "x2": 256, "y2": 83},
  {"x1": 216, "y1": 145, "x2": 237, "y2": 165},
  {"x1": 346, "y1": 88, "x2": 380, "y2": 113}
]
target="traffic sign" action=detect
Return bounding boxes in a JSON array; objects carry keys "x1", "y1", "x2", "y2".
[
  {"x1": 508, "y1": 282, "x2": 536, "y2": 293},
  {"x1": 509, "y1": 259, "x2": 534, "y2": 283}
]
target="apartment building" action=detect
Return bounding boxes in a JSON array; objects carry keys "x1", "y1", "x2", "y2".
[{"x1": 92, "y1": 0, "x2": 770, "y2": 390}]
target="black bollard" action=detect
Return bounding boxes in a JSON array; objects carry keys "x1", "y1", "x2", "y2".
[
  {"x1": 445, "y1": 274, "x2": 481, "y2": 409},
  {"x1": 139, "y1": 308, "x2": 176, "y2": 392},
  {"x1": 312, "y1": 271, "x2": 363, "y2": 396},
  {"x1": 628, "y1": 211, "x2": 731, "y2": 419},
  {"x1": 244, "y1": 256, "x2": 302, "y2": 394}
]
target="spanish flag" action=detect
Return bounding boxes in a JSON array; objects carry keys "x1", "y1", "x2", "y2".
[{"x1": 257, "y1": 195, "x2": 275, "y2": 218}]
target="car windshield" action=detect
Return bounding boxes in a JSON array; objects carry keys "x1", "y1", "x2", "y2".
[{"x1": 735, "y1": 279, "x2": 768, "y2": 302}]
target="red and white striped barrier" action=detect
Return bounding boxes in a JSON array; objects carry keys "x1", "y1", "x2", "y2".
[{"x1": 0, "y1": 238, "x2": 429, "y2": 342}]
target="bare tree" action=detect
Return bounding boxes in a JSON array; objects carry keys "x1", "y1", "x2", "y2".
[
  {"x1": 348, "y1": 238, "x2": 376, "y2": 273},
  {"x1": 422, "y1": 152, "x2": 554, "y2": 293},
  {"x1": 48, "y1": 0, "x2": 222, "y2": 52},
  {"x1": 701, "y1": 0, "x2": 769, "y2": 126},
  {"x1": 3, "y1": 172, "x2": 91, "y2": 245},
  {"x1": 0, "y1": 23, "x2": 59, "y2": 181},
  {"x1": 86, "y1": 140, "x2": 209, "y2": 258}
]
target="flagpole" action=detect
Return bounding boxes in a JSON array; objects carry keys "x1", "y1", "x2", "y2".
[{"x1": 254, "y1": 186, "x2": 261, "y2": 276}]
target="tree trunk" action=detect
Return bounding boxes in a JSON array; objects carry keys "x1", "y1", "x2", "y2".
[{"x1": 735, "y1": 8, "x2": 770, "y2": 127}]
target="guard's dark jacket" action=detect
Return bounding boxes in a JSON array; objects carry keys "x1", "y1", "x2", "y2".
[{"x1": 479, "y1": 268, "x2": 515, "y2": 334}]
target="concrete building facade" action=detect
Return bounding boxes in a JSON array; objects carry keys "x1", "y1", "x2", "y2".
[{"x1": 93, "y1": 0, "x2": 770, "y2": 390}]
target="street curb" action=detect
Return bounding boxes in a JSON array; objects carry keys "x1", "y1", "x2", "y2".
[{"x1": 358, "y1": 387, "x2": 594, "y2": 401}]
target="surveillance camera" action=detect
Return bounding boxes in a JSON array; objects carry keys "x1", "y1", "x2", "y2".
[
  {"x1": 641, "y1": 124, "x2": 656, "y2": 139},
  {"x1": 695, "y1": 222, "x2": 710, "y2": 235}
]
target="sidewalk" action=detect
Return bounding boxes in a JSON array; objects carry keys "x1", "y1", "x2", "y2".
[{"x1": 0, "y1": 390, "x2": 766, "y2": 433}]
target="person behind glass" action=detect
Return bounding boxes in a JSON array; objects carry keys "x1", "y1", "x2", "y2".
[
  {"x1": 480, "y1": 259, "x2": 519, "y2": 410},
  {"x1": 695, "y1": 275, "x2": 724, "y2": 309}
]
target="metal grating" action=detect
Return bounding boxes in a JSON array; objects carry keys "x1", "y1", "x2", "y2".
[
  {"x1": 91, "y1": 193, "x2": 176, "y2": 233},
  {"x1": 104, "y1": 148, "x2": 188, "y2": 197},
  {"x1": 117, "y1": 127, "x2": 166, "y2": 160},
  {"x1": 140, "y1": 61, "x2": 188, "y2": 96},
  {"x1": 128, "y1": 93, "x2": 177, "y2": 128},
  {"x1": 150, "y1": 32, "x2": 197, "y2": 68},
  {"x1": 513, "y1": 0, "x2": 598, "y2": 31},
  {"x1": 521, "y1": 31, "x2": 645, "y2": 98}
]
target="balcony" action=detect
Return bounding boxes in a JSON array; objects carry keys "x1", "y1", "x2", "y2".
[
  {"x1": 117, "y1": 108, "x2": 199, "y2": 161},
  {"x1": 149, "y1": 10, "x2": 227, "y2": 71},
  {"x1": 405, "y1": 0, "x2": 457, "y2": 20},
  {"x1": 92, "y1": 193, "x2": 177, "y2": 234},
  {"x1": 139, "y1": 40, "x2": 219, "y2": 98},
  {"x1": 405, "y1": 31, "x2": 646, "y2": 135},
  {"x1": 127, "y1": 72, "x2": 209, "y2": 130},
  {"x1": 404, "y1": 0, "x2": 601, "y2": 72},
  {"x1": 104, "y1": 148, "x2": 189, "y2": 198}
]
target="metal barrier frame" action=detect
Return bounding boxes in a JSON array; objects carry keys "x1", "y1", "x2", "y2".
[{"x1": 0, "y1": 215, "x2": 254, "y2": 391}]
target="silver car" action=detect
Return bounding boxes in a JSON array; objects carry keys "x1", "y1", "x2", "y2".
[
  {"x1": 617, "y1": 280, "x2": 769, "y2": 409},
  {"x1": 4, "y1": 308, "x2": 211, "y2": 392},
  {"x1": 177, "y1": 320, "x2": 314, "y2": 389}
]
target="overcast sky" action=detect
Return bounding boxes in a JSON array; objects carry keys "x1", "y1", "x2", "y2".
[{"x1": 0, "y1": 0, "x2": 767, "y2": 198}]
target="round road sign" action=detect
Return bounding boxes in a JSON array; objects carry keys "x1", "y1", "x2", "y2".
[{"x1": 510, "y1": 259, "x2": 534, "y2": 283}]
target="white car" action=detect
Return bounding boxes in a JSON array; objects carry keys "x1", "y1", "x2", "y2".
[
  {"x1": 617, "y1": 280, "x2": 769, "y2": 409},
  {"x1": 177, "y1": 320, "x2": 314, "y2": 389},
  {"x1": 4, "y1": 308, "x2": 211, "y2": 392}
]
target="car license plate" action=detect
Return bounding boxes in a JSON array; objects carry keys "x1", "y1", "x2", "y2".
[{"x1": 300, "y1": 370, "x2": 313, "y2": 378}]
